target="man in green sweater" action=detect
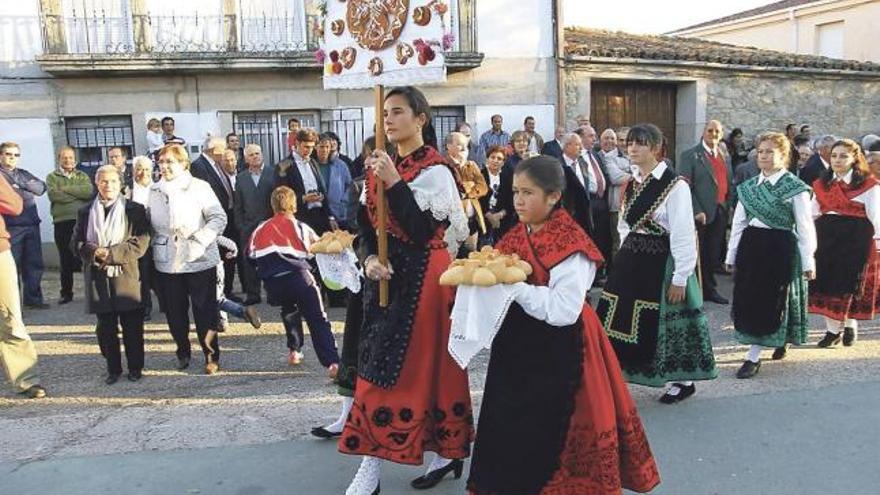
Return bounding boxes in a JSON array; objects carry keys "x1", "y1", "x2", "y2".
[{"x1": 47, "y1": 146, "x2": 93, "y2": 304}]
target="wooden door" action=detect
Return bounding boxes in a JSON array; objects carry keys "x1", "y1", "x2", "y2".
[{"x1": 590, "y1": 80, "x2": 677, "y2": 160}]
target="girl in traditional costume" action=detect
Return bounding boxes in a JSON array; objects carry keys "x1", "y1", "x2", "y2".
[
  {"x1": 596, "y1": 124, "x2": 717, "y2": 403},
  {"x1": 725, "y1": 132, "x2": 816, "y2": 379},
  {"x1": 809, "y1": 139, "x2": 880, "y2": 348},
  {"x1": 340, "y1": 86, "x2": 473, "y2": 495},
  {"x1": 463, "y1": 156, "x2": 660, "y2": 495}
]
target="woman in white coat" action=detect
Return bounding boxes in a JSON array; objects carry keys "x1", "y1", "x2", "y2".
[{"x1": 149, "y1": 144, "x2": 227, "y2": 374}]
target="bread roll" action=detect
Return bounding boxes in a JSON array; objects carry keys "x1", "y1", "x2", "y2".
[
  {"x1": 440, "y1": 266, "x2": 465, "y2": 286},
  {"x1": 472, "y1": 267, "x2": 497, "y2": 287}
]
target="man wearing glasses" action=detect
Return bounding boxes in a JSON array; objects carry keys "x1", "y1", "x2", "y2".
[{"x1": 0, "y1": 142, "x2": 49, "y2": 309}]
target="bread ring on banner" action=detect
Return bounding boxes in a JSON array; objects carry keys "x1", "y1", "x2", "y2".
[
  {"x1": 413, "y1": 6, "x2": 432, "y2": 26},
  {"x1": 341, "y1": 47, "x2": 357, "y2": 69},
  {"x1": 331, "y1": 19, "x2": 345, "y2": 36},
  {"x1": 396, "y1": 42, "x2": 414, "y2": 65},
  {"x1": 368, "y1": 57, "x2": 383, "y2": 76},
  {"x1": 347, "y1": 0, "x2": 409, "y2": 51}
]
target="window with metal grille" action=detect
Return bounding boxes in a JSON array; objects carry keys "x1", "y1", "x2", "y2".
[
  {"x1": 233, "y1": 109, "x2": 367, "y2": 166},
  {"x1": 233, "y1": 111, "x2": 318, "y2": 167},
  {"x1": 65, "y1": 115, "x2": 134, "y2": 176},
  {"x1": 320, "y1": 108, "x2": 364, "y2": 160},
  {"x1": 433, "y1": 106, "x2": 466, "y2": 149}
]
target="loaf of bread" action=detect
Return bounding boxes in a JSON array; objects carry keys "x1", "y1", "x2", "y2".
[
  {"x1": 309, "y1": 230, "x2": 356, "y2": 254},
  {"x1": 439, "y1": 246, "x2": 533, "y2": 286}
]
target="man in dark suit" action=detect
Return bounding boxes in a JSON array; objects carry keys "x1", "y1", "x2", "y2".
[
  {"x1": 677, "y1": 120, "x2": 735, "y2": 304},
  {"x1": 797, "y1": 134, "x2": 835, "y2": 187},
  {"x1": 234, "y1": 144, "x2": 274, "y2": 304},
  {"x1": 190, "y1": 136, "x2": 240, "y2": 298},
  {"x1": 540, "y1": 125, "x2": 566, "y2": 160},
  {"x1": 274, "y1": 129, "x2": 336, "y2": 235},
  {"x1": 576, "y1": 125, "x2": 613, "y2": 278},
  {"x1": 558, "y1": 132, "x2": 594, "y2": 237}
]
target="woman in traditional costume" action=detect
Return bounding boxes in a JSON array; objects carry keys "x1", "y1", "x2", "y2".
[
  {"x1": 340, "y1": 86, "x2": 473, "y2": 495},
  {"x1": 596, "y1": 124, "x2": 717, "y2": 403},
  {"x1": 725, "y1": 132, "x2": 816, "y2": 379},
  {"x1": 464, "y1": 156, "x2": 660, "y2": 495},
  {"x1": 809, "y1": 139, "x2": 880, "y2": 348}
]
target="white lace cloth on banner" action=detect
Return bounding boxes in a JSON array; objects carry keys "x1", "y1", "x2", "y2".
[
  {"x1": 315, "y1": 249, "x2": 362, "y2": 294},
  {"x1": 448, "y1": 284, "x2": 520, "y2": 369}
]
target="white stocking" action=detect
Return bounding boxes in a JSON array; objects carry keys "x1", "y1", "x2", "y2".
[
  {"x1": 824, "y1": 316, "x2": 843, "y2": 334},
  {"x1": 745, "y1": 345, "x2": 763, "y2": 363},
  {"x1": 426, "y1": 453, "x2": 453, "y2": 474},
  {"x1": 346, "y1": 456, "x2": 381, "y2": 495},
  {"x1": 324, "y1": 396, "x2": 354, "y2": 434}
]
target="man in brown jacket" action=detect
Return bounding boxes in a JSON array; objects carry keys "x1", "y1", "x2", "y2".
[{"x1": 0, "y1": 171, "x2": 46, "y2": 398}]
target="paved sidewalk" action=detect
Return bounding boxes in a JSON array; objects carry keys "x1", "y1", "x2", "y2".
[{"x1": 3, "y1": 379, "x2": 878, "y2": 495}]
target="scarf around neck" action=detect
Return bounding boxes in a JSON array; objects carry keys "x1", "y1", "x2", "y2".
[{"x1": 86, "y1": 196, "x2": 127, "y2": 277}]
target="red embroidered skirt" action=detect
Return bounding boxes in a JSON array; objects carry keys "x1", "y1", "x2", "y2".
[
  {"x1": 339, "y1": 247, "x2": 474, "y2": 464},
  {"x1": 809, "y1": 215, "x2": 880, "y2": 320},
  {"x1": 542, "y1": 306, "x2": 660, "y2": 494},
  {"x1": 810, "y1": 248, "x2": 880, "y2": 320},
  {"x1": 468, "y1": 304, "x2": 660, "y2": 495}
]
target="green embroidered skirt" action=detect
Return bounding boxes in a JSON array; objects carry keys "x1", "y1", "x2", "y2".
[
  {"x1": 732, "y1": 227, "x2": 808, "y2": 348},
  {"x1": 598, "y1": 233, "x2": 717, "y2": 387}
]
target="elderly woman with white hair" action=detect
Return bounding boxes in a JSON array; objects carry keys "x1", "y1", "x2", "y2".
[
  {"x1": 73, "y1": 165, "x2": 150, "y2": 384},
  {"x1": 129, "y1": 155, "x2": 162, "y2": 319},
  {"x1": 149, "y1": 144, "x2": 227, "y2": 375}
]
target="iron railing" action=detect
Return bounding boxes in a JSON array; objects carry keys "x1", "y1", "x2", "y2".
[
  {"x1": 42, "y1": 11, "x2": 316, "y2": 55},
  {"x1": 39, "y1": 1, "x2": 476, "y2": 55}
]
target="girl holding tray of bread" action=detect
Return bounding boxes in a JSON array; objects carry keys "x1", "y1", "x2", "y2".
[
  {"x1": 461, "y1": 155, "x2": 660, "y2": 495},
  {"x1": 339, "y1": 86, "x2": 474, "y2": 495}
]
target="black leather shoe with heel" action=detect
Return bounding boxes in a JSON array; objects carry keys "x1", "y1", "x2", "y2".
[{"x1": 410, "y1": 459, "x2": 464, "y2": 490}]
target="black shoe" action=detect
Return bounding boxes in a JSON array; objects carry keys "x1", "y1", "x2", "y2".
[
  {"x1": 242, "y1": 296, "x2": 262, "y2": 306},
  {"x1": 177, "y1": 356, "x2": 191, "y2": 370},
  {"x1": 703, "y1": 291, "x2": 729, "y2": 305},
  {"x1": 736, "y1": 360, "x2": 761, "y2": 379},
  {"x1": 58, "y1": 295, "x2": 73, "y2": 305},
  {"x1": 18, "y1": 385, "x2": 46, "y2": 399},
  {"x1": 771, "y1": 345, "x2": 788, "y2": 360},
  {"x1": 817, "y1": 331, "x2": 841, "y2": 348},
  {"x1": 127, "y1": 370, "x2": 142, "y2": 382},
  {"x1": 659, "y1": 383, "x2": 696, "y2": 404},
  {"x1": 25, "y1": 302, "x2": 50, "y2": 310},
  {"x1": 410, "y1": 459, "x2": 464, "y2": 490},
  {"x1": 226, "y1": 294, "x2": 245, "y2": 304},
  {"x1": 244, "y1": 305, "x2": 262, "y2": 329},
  {"x1": 105, "y1": 373, "x2": 121, "y2": 385},
  {"x1": 310, "y1": 426, "x2": 342, "y2": 439},
  {"x1": 843, "y1": 327, "x2": 856, "y2": 346}
]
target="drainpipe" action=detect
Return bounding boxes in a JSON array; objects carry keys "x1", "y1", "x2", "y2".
[
  {"x1": 789, "y1": 7, "x2": 799, "y2": 54},
  {"x1": 552, "y1": 0, "x2": 566, "y2": 127}
]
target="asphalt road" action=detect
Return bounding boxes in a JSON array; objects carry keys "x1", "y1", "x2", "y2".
[{"x1": 1, "y1": 271, "x2": 879, "y2": 494}]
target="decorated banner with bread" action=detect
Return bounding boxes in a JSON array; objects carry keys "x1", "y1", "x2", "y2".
[{"x1": 318, "y1": 0, "x2": 453, "y2": 89}]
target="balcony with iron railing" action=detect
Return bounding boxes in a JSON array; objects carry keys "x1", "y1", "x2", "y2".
[{"x1": 35, "y1": 1, "x2": 483, "y2": 75}]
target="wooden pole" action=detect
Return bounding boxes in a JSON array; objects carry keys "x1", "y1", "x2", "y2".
[{"x1": 375, "y1": 85, "x2": 389, "y2": 307}]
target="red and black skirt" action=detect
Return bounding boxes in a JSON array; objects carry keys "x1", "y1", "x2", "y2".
[{"x1": 810, "y1": 215, "x2": 880, "y2": 320}]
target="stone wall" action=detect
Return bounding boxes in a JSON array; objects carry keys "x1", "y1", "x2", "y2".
[
  {"x1": 706, "y1": 72, "x2": 880, "y2": 142},
  {"x1": 564, "y1": 62, "x2": 880, "y2": 152}
]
